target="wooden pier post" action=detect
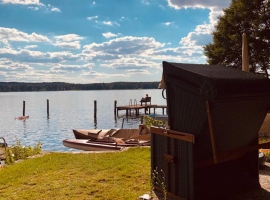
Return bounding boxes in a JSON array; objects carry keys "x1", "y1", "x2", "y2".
[
  {"x1": 94, "y1": 100, "x2": 97, "y2": 119},
  {"x1": 47, "y1": 99, "x2": 49, "y2": 116},
  {"x1": 114, "y1": 100, "x2": 117, "y2": 116},
  {"x1": 23, "y1": 101, "x2": 25, "y2": 116}
]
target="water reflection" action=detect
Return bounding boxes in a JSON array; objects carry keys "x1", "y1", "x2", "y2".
[{"x1": 94, "y1": 118, "x2": 97, "y2": 129}]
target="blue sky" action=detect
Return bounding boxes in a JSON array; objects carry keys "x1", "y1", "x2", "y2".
[{"x1": 0, "y1": 0, "x2": 231, "y2": 83}]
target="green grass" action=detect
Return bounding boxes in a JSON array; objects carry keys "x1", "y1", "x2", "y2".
[{"x1": 0, "y1": 147, "x2": 151, "y2": 200}]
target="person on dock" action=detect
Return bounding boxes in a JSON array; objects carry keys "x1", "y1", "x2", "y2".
[
  {"x1": 140, "y1": 94, "x2": 150, "y2": 113},
  {"x1": 141, "y1": 94, "x2": 148, "y2": 102}
]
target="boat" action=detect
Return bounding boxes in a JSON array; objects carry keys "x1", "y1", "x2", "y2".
[
  {"x1": 63, "y1": 124, "x2": 151, "y2": 151},
  {"x1": 72, "y1": 124, "x2": 150, "y2": 140},
  {"x1": 63, "y1": 137, "x2": 150, "y2": 151}
]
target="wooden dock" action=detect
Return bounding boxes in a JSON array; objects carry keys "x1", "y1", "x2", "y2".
[{"x1": 116, "y1": 104, "x2": 167, "y2": 116}]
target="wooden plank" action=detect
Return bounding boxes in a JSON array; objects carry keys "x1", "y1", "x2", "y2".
[
  {"x1": 195, "y1": 141, "x2": 270, "y2": 168},
  {"x1": 150, "y1": 127, "x2": 195, "y2": 144},
  {"x1": 205, "y1": 100, "x2": 218, "y2": 164}
]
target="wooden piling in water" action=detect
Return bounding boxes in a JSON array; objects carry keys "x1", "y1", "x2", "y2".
[
  {"x1": 23, "y1": 101, "x2": 25, "y2": 116},
  {"x1": 114, "y1": 100, "x2": 117, "y2": 116},
  {"x1": 47, "y1": 99, "x2": 49, "y2": 116},
  {"x1": 94, "y1": 100, "x2": 97, "y2": 119}
]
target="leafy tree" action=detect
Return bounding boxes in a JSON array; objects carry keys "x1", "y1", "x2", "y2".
[{"x1": 204, "y1": 0, "x2": 270, "y2": 78}]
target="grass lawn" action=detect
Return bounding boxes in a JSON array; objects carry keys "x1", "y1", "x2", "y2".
[{"x1": 0, "y1": 147, "x2": 151, "y2": 200}]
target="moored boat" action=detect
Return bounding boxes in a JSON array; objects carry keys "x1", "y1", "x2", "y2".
[
  {"x1": 63, "y1": 138, "x2": 150, "y2": 151},
  {"x1": 73, "y1": 124, "x2": 150, "y2": 140},
  {"x1": 64, "y1": 124, "x2": 151, "y2": 151}
]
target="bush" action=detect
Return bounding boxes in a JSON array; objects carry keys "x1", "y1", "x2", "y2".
[
  {"x1": 143, "y1": 115, "x2": 167, "y2": 129},
  {"x1": 4, "y1": 138, "x2": 42, "y2": 164}
]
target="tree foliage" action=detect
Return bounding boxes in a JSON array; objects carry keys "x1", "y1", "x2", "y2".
[
  {"x1": 203, "y1": 0, "x2": 270, "y2": 77},
  {"x1": 0, "y1": 82, "x2": 160, "y2": 92}
]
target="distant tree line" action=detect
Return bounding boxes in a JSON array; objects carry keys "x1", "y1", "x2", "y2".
[{"x1": 0, "y1": 82, "x2": 160, "y2": 92}]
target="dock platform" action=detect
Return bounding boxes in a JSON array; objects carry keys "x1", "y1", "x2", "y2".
[{"x1": 116, "y1": 104, "x2": 167, "y2": 116}]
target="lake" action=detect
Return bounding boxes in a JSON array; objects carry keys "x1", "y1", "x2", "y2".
[{"x1": 0, "y1": 89, "x2": 166, "y2": 152}]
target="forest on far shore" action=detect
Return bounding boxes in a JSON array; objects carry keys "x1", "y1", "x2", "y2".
[{"x1": 0, "y1": 82, "x2": 160, "y2": 92}]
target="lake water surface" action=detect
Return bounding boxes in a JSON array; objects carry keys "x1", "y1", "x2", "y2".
[{"x1": 0, "y1": 89, "x2": 166, "y2": 151}]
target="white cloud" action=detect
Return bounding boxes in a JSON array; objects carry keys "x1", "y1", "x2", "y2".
[
  {"x1": 120, "y1": 16, "x2": 126, "y2": 21},
  {"x1": 167, "y1": 0, "x2": 231, "y2": 10},
  {"x1": 102, "y1": 32, "x2": 118, "y2": 38},
  {"x1": 83, "y1": 36, "x2": 164, "y2": 57},
  {"x1": 126, "y1": 69, "x2": 150, "y2": 75},
  {"x1": 0, "y1": 27, "x2": 50, "y2": 42},
  {"x1": 166, "y1": 0, "x2": 231, "y2": 57},
  {"x1": 51, "y1": 7, "x2": 61, "y2": 12},
  {"x1": 167, "y1": 0, "x2": 231, "y2": 24},
  {"x1": 54, "y1": 41, "x2": 81, "y2": 49},
  {"x1": 0, "y1": 58, "x2": 33, "y2": 71},
  {"x1": 80, "y1": 71, "x2": 126, "y2": 82},
  {"x1": 53, "y1": 34, "x2": 84, "y2": 49},
  {"x1": 51, "y1": 63, "x2": 94, "y2": 72},
  {"x1": 180, "y1": 23, "x2": 213, "y2": 47},
  {"x1": 102, "y1": 21, "x2": 120, "y2": 26},
  {"x1": 100, "y1": 57, "x2": 160, "y2": 70},
  {"x1": 54, "y1": 34, "x2": 84, "y2": 42},
  {"x1": 1, "y1": 39, "x2": 11, "y2": 48},
  {"x1": 164, "y1": 22, "x2": 172, "y2": 26},
  {"x1": 1, "y1": 0, "x2": 44, "y2": 5},
  {"x1": 87, "y1": 16, "x2": 98, "y2": 20},
  {"x1": 0, "y1": 48, "x2": 82, "y2": 63},
  {"x1": 92, "y1": 1, "x2": 96, "y2": 5}
]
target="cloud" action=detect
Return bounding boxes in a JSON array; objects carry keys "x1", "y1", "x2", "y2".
[
  {"x1": 167, "y1": 0, "x2": 231, "y2": 10},
  {"x1": 80, "y1": 71, "x2": 127, "y2": 82},
  {"x1": 1, "y1": 0, "x2": 61, "y2": 13},
  {"x1": 165, "y1": 0, "x2": 231, "y2": 57},
  {"x1": 100, "y1": 57, "x2": 160, "y2": 70},
  {"x1": 0, "y1": 48, "x2": 82, "y2": 63},
  {"x1": 83, "y1": 36, "x2": 165, "y2": 56},
  {"x1": 102, "y1": 21, "x2": 120, "y2": 26},
  {"x1": 167, "y1": 0, "x2": 231, "y2": 24},
  {"x1": 87, "y1": 16, "x2": 98, "y2": 20},
  {"x1": 51, "y1": 63, "x2": 94, "y2": 72},
  {"x1": 53, "y1": 34, "x2": 84, "y2": 49},
  {"x1": 1, "y1": 0, "x2": 44, "y2": 5},
  {"x1": 102, "y1": 32, "x2": 119, "y2": 38},
  {"x1": 180, "y1": 23, "x2": 213, "y2": 46},
  {"x1": 0, "y1": 58, "x2": 33, "y2": 71},
  {"x1": 126, "y1": 69, "x2": 150, "y2": 75},
  {"x1": 51, "y1": 7, "x2": 61, "y2": 12},
  {"x1": 0, "y1": 27, "x2": 50, "y2": 42},
  {"x1": 163, "y1": 22, "x2": 172, "y2": 26}
]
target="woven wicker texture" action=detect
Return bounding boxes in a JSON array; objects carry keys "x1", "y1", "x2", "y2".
[
  {"x1": 151, "y1": 133, "x2": 194, "y2": 200},
  {"x1": 159, "y1": 62, "x2": 270, "y2": 200}
]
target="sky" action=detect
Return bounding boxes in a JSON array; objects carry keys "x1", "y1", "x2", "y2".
[{"x1": 0, "y1": 0, "x2": 232, "y2": 83}]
